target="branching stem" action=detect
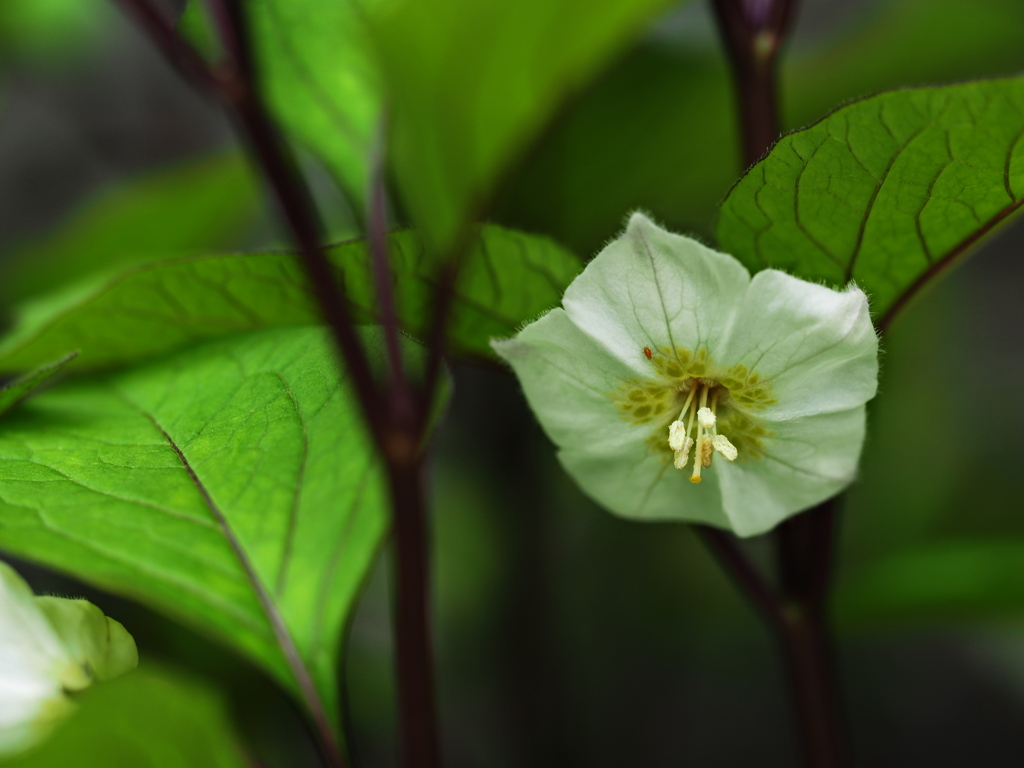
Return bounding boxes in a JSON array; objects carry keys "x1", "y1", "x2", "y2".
[
  {"x1": 112, "y1": 3, "x2": 444, "y2": 767},
  {"x1": 707, "y1": 2, "x2": 849, "y2": 766}
]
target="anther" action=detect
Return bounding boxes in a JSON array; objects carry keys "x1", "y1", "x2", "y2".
[
  {"x1": 697, "y1": 407, "x2": 715, "y2": 429},
  {"x1": 668, "y1": 421, "x2": 688, "y2": 452},
  {"x1": 712, "y1": 435, "x2": 737, "y2": 461}
]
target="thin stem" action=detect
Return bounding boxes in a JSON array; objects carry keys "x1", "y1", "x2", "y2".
[
  {"x1": 694, "y1": 525, "x2": 784, "y2": 626},
  {"x1": 710, "y1": 2, "x2": 849, "y2": 766},
  {"x1": 776, "y1": 602, "x2": 845, "y2": 768},
  {"x1": 114, "y1": 5, "x2": 443, "y2": 768},
  {"x1": 212, "y1": 0, "x2": 386, "y2": 438},
  {"x1": 112, "y1": 0, "x2": 219, "y2": 91},
  {"x1": 367, "y1": 116, "x2": 407, "y2": 390},
  {"x1": 387, "y1": 458, "x2": 441, "y2": 768},
  {"x1": 709, "y1": 0, "x2": 800, "y2": 168},
  {"x1": 118, "y1": 0, "x2": 386, "y2": 447},
  {"x1": 774, "y1": 503, "x2": 847, "y2": 768},
  {"x1": 420, "y1": 260, "x2": 459, "y2": 414}
]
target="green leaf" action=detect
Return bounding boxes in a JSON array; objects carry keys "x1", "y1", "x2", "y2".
[
  {"x1": 0, "y1": 664, "x2": 248, "y2": 768},
  {"x1": 180, "y1": 0, "x2": 381, "y2": 209},
  {"x1": 499, "y1": 0, "x2": 1024, "y2": 259},
  {"x1": 837, "y1": 540, "x2": 1024, "y2": 625},
  {"x1": 0, "y1": 0, "x2": 106, "y2": 61},
  {"x1": 0, "y1": 354, "x2": 76, "y2": 420},
  {"x1": 2, "y1": 154, "x2": 261, "y2": 303},
  {"x1": 716, "y1": 76, "x2": 1024, "y2": 328},
  {"x1": 0, "y1": 326, "x2": 405, "y2": 740},
  {"x1": 370, "y1": 0, "x2": 681, "y2": 252},
  {"x1": 0, "y1": 226, "x2": 580, "y2": 372}
]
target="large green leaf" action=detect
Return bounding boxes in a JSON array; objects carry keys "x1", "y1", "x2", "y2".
[
  {"x1": 1, "y1": 663, "x2": 248, "y2": 768},
  {"x1": 716, "y1": 76, "x2": 1024, "y2": 328},
  {"x1": 370, "y1": 0, "x2": 681, "y2": 253},
  {"x1": 0, "y1": 326, "x2": 401, "y2": 738},
  {"x1": 0, "y1": 226, "x2": 580, "y2": 372},
  {"x1": 2, "y1": 154, "x2": 261, "y2": 303}
]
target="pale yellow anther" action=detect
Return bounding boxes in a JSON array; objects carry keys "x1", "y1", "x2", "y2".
[
  {"x1": 673, "y1": 449, "x2": 688, "y2": 470},
  {"x1": 712, "y1": 434, "x2": 738, "y2": 462},
  {"x1": 700, "y1": 437, "x2": 714, "y2": 467},
  {"x1": 668, "y1": 421, "x2": 688, "y2": 452},
  {"x1": 697, "y1": 406, "x2": 716, "y2": 430}
]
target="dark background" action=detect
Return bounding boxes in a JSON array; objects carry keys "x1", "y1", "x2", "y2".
[{"x1": 2, "y1": 0, "x2": 1024, "y2": 765}]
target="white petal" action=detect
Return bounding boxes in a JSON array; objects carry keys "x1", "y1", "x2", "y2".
[
  {"x1": 0, "y1": 564, "x2": 67, "y2": 679},
  {"x1": 561, "y1": 213, "x2": 750, "y2": 368},
  {"x1": 559, "y1": 442, "x2": 731, "y2": 529},
  {"x1": 718, "y1": 272, "x2": 878, "y2": 421},
  {"x1": 492, "y1": 309, "x2": 651, "y2": 453},
  {"x1": 716, "y1": 407, "x2": 867, "y2": 537}
]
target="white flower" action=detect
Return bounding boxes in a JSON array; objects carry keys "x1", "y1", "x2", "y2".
[
  {"x1": 493, "y1": 213, "x2": 879, "y2": 537},
  {"x1": 0, "y1": 561, "x2": 137, "y2": 756}
]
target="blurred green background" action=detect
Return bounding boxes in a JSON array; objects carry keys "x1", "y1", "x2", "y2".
[{"x1": 2, "y1": 0, "x2": 1024, "y2": 765}]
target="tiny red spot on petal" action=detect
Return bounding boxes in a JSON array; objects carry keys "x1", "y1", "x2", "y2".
[{"x1": 643, "y1": 347, "x2": 652, "y2": 360}]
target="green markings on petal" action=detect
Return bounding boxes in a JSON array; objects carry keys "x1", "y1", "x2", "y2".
[
  {"x1": 717, "y1": 411, "x2": 771, "y2": 462},
  {"x1": 720, "y1": 363, "x2": 778, "y2": 409},
  {"x1": 612, "y1": 346, "x2": 774, "y2": 463}
]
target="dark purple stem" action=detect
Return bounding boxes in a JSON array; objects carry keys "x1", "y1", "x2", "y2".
[
  {"x1": 710, "y1": 0, "x2": 799, "y2": 168},
  {"x1": 366, "y1": 117, "x2": 408, "y2": 390},
  {"x1": 386, "y1": 458, "x2": 440, "y2": 768},
  {"x1": 114, "y1": 3, "x2": 443, "y2": 768},
  {"x1": 774, "y1": 502, "x2": 848, "y2": 768},
  {"x1": 694, "y1": 525, "x2": 785, "y2": 625},
  {"x1": 709, "y1": 2, "x2": 849, "y2": 766}
]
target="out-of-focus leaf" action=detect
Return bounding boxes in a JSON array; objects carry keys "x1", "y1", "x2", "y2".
[
  {"x1": 0, "y1": 326, "x2": 410, "y2": 737},
  {"x1": 370, "y1": 0, "x2": 682, "y2": 253},
  {"x1": 2, "y1": 154, "x2": 261, "y2": 303},
  {"x1": 0, "y1": 226, "x2": 580, "y2": 372},
  {"x1": 498, "y1": 0, "x2": 1024, "y2": 257},
  {"x1": 0, "y1": 354, "x2": 75, "y2": 419},
  {"x1": 0, "y1": 0, "x2": 105, "y2": 61},
  {"x1": 838, "y1": 540, "x2": 1024, "y2": 625},
  {"x1": 180, "y1": 0, "x2": 381, "y2": 209},
  {"x1": 716, "y1": 76, "x2": 1024, "y2": 327},
  {"x1": 0, "y1": 664, "x2": 248, "y2": 768}
]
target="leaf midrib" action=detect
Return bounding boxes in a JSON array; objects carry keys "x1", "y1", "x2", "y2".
[{"x1": 137, "y1": 407, "x2": 332, "y2": 737}]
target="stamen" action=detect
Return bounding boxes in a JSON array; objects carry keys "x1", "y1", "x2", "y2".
[
  {"x1": 669, "y1": 381, "x2": 741, "y2": 480},
  {"x1": 690, "y1": 434, "x2": 704, "y2": 483},
  {"x1": 673, "y1": 436, "x2": 693, "y2": 469},
  {"x1": 697, "y1": 407, "x2": 715, "y2": 430},
  {"x1": 676, "y1": 386, "x2": 697, "y2": 422},
  {"x1": 712, "y1": 435, "x2": 737, "y2": 461},
  {"x1": 701, "y1": 437, "x2": 714, "y2": 467},
  {"x1": 668, "y1": 421, "x2": 688, "y2": 452}
]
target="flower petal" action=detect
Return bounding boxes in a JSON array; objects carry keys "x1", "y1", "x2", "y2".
[
  {"x1": 492, "y1": 308, "x2": 648, "y2": 453},
  {"x1": 558, "y1": 442, "x2": 730, "y2": 527},
  {"x1": 0, "y1": 563, "x2": 67, "y2": 679},
  {"x1": 719, "y1": 271, "x2": 878, "y2": 421},
  {"x1": 717, "y1": 407, "x2": 867, "y2": 537},
  {"x1": 562, "y1": 213, "x2": 750, "y2": 368}
]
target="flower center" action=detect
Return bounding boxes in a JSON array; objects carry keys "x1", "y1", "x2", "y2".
[
  {"x1": 666, "y1": 381, "x2": 738, "y2": 483},
  {"x1": 612, "y1": 346, "x2": 774, "y2": 472}
]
